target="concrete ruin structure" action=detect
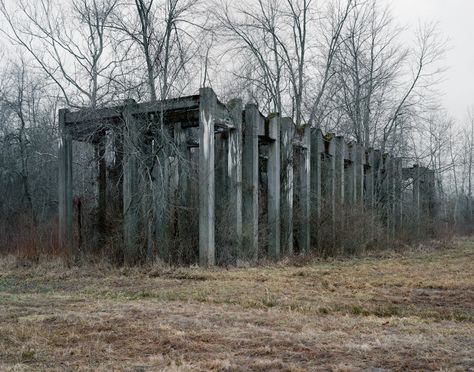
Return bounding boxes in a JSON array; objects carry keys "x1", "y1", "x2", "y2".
[{"x1": 58, "y1": 88, "x2": 437, "y2": 266}]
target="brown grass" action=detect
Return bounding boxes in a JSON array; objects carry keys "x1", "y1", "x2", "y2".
[{"x1": 0, "y1": 238, "x2": 473, "y2": 370}]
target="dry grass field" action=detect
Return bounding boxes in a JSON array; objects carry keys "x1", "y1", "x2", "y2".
[{"x1": 0, "y1": 239, "x2": 473, "y2": 371}]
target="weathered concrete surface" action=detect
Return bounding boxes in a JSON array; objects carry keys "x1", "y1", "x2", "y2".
[
  {"x1": 280, "y1": 117, "x2": 294, "y2": 255},
  {"x1": 123, "y1": 101, "x2": 142, "y2": 265},
  {"x1": 267, "y1": 115, "x2": 281, "y2": 260},
  {"x1": 365, "y1": 148, "x2": 375, "y2": 209},
  {"x1": 334, "y1": 136, "x2": 345, "y2": 206},
  {"x1": 295, "y1": 126, "x2": 310, "y2": 253},
  {"x1": 59, "y1": 87, "x2": 439, "y2": 266},
  {"x1": 228, "y1": 99, "x2": 243, "y2": 258},
  {"x1": 310, "y1": 128, "x2": 324, "y2": 250},
  {"x1": 243, "y1": 104, "x2": 260, "y2": 262},
  {"x1": 199, "y1": 88, "x2": 217, "y2": 266},
  {"x1": 345, "y1": 143, "x2": 356, "y2": 205},
  {"x1": 322, "y1": 134, "x2": 336, "y2": 226}
]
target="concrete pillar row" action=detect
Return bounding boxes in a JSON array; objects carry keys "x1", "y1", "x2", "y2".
[{"x1": 59, "y1": 88, "x2": 439, "y2": 266}]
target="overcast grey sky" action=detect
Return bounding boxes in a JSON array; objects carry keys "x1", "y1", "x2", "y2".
[
  {"x1": 1, "y1": 0, "x2": 471, "y2": 123},
  {"x1": 384, "y1": 0, "x2": 474, "y2": 123}
]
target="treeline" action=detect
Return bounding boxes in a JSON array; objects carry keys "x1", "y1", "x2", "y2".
[{"x1": 0, "y1": 0, "x2": 472, "y2": 258}]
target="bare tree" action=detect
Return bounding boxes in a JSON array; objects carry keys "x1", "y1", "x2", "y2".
[
  {"x1": 307, "y1": 0, "x2": 354, "y2": 128},
  {"x1": 323, "y1": 0, "x2": 446, "y2": 153},
  {"x1": 110, "y1": 0, "x2": 201, "y2": 102},
  {"x1": 0, "y1": 0, "x2": 120, "y2": 108}
]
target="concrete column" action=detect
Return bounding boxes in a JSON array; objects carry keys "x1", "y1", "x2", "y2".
[
  {"x1": 381, "y1": 153, "x2": 388, "y2": 210},
  {"x1": 393, "y1": 158, "x2": 403, "y2": 232},
  {"x1": 215, "y1": 126, "x2": 228, "y2": 262},
  {"x1": 426, "y1": 169, "x2": 436, "y2": 218},
  {"x1": 418, "y1": 166, "x2": 436, "y2": 221},
  {"x1": 322, "y1": 134, "x2": 336, "y2": 226},
  {"x1": 310, "y1": 128, "x2": 324, "y2": 250},
  {"x1": 295, "y1": 126, "x2": 311, "y2": 253},
  {"x1": 355, "y1": 144, "x2": 365, "y2": 203},
  {"x1": 243, "y1": 104, "x2": 260, "y2": 262},
  {"x1": 384, "y1": 155, "x2": 395, "y2": 239},
  {"x1": 334, "y1": 136, "x2": 345, "y2": 206},
  {"x1": 155, "y1": 126, "x2": 172, "y2": 260},
  {"x1": 267, "y1": 115, "x2": 280, "y2": 259},
  {"x1": 372, "y1": 149, "x2": 382, "y2": 209},
  {"x1": 123, "y1": 100, "x2": 142, "y2": 264},
  {"x1": 227, "y1": 99, "x2": 243, "y2": 257},
  {"x1": 334, "y1": 136, "x2": 345, "y2": 247},
  {"x1": 174, "y1": 123, "x2": 188, "y2": 260},
  {"x1": 412, "y1": 165, "x2": 421, "y2": 233},
  {"x1": 365, "y1": 148, "x2": 375, "y2": 209},
  {"x1": 345, "y1": 143, "x2": 356, "y2": 204},
  {"x1": 58, "y1": 108, "x2": 73, "y2": 255},
  {"x1": 96, "y1": 138, "x2": 107, "y2": 248},
  {"x1": 365, "y1": 148, "x2": 377, "y2": 240},
  {"x1": 280, "y1": 117, "x2": 294, "y2": 255},
  {"x1": 199, "y1": 87, "x2": 217, "y2": 266}
]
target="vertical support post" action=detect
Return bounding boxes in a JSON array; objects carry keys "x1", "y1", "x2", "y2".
[
  {"x1": 345, "y1": 143, "x2": 356, "y2": 204},
  {"x1": 385, "y1": 156, "x2": 395, "y2": 240},
  {"x1": 382, "y1": 154, "x2": 392, "y2": 238},
  {"x1": 334, "y1": 136, "x2": 345, "y2": 251},
  {"x1": 175, "y1": 122, "x2": 190, "y2": 259},
  {"x1": 214, "y1": 125, "x2": 228, "y2": 262},
  {"x1": 155, "y1": 125, "x2": 172, "y2": 261},
  {"x1": 280, "y1": 117, "x2": 294, "y2": 255},
  {"x1": 393, "y1": 157, "x2": 403, "y2": 232},
  {"x1": 123, "y1": 100, "x2": 142, "y2": 264},
  {"x1": 58, "y1": 108, "x2": 73, "y2": 256},
  {"x1": 242, "y1": 104, "x2": 260, "y2": 261},
  {"x1": 199, "y1": 87, "x2": 216, "y2": 266},
  {"x1": 296, "y1": 126, "x2": 311, "y2": 253},
  {"x1": 310, "y1": 129, "x2": 324, "y2": 250},
  {"x1": 228, "y1": 99, "x2": 243, "y2": 257},
  {"x1": 365, "y1": 148, "x2": 377, "y2": 240},
  {"x1": 426, "y1": 169, "x2": 436, "y2": 218},
  {"x1": 372, "y1": 150, "x2": 382, "y2": 209},
  {"x1": 323, "y1": 134, "x2": 336, "y2": 226},
  {"x1": 96, "y1": 137, "x2": 107, "y2": 248},
  {"x1": 334, "y1": 136, "x2": 345, "y2": 206},
  {"x1": 365, "y1": 148, "x2": 375, "y2": 209},
  {"x1": 267, "y1": 115, "x2": 281, "y2": 259},
  {"x1": 355, "y1": 144, "x2": 365, "y2": 203},
  {"x1": 413, "y1": 165, "x2": 421, "y2": 235}
]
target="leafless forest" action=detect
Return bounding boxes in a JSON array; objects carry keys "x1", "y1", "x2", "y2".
[{"x1": 0, "y1": 0, "x2": 472, "y2": 261}]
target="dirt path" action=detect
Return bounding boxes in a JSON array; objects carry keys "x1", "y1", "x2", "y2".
[{"x1": 0, "y1": 239, "x2": 473, "y2": 371}]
